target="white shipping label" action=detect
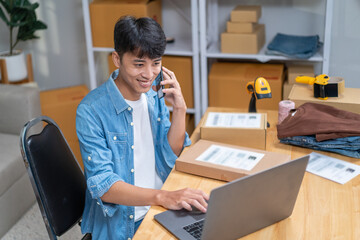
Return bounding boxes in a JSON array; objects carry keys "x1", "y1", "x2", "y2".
[
  {"x1": 195, "y1": 144, "x2": 264, "y2": 171},
  {"x1": 306, "y1": 152, "x2": 360, "y2": 184},
  {"x1": 205, "y1": 112, "x2": 261, "y2": 128}
]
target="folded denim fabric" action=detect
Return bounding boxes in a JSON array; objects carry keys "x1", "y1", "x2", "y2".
[
  {"x1": 280, "y1": 135, "x2": 360, "y2": 158},
  {"x1": 266, "y1": 33, "x2": 322, "y2": 59}
]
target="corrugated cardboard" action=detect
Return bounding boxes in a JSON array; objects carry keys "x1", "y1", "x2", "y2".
[
  {"x1": 208, "y1": 62, "x2": 284, "y2": 110},
  {"x1": 221, "y1": 24, "x2": 265, "y2": 54},
  {"x1": 90, "y1": 0, "x2": 162, "y2": 48},
  {"x1": 175, "y1": 140, "x2": 291, "y2": 182},
  {"x1": 230, "y1": 5, "x2": 261, "y2": 23},
  {"x1": 287, "y1": 64, "x2": 314, "y2": 85},
  {"x1": 40, "y1": 85, "x2": 89, "y2": 169},
  {"x1": 162, "y1": 56, "x2": 194, "y2": 108},
  {"x1": 107, "y1": 54, "x2": 194, "y2": 108},
  {"x1": 283, "y1": 81, "x2": 294, "y2": 100},
  {"x1": 227, "y1": 21, "x2": 255, "y2": 33},
  {"x1": 288, "y1": 84, "x2": 360, "y2": 114},
  {"x1": 200, "y1": 112, "x2": 267, "y2": 150}
]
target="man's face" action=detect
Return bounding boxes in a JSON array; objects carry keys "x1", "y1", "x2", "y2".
[{"x1": 113, "y1": 51, "x2": 161, "y2": 101}]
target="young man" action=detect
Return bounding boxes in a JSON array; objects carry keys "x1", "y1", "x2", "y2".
[{"x1": 76, "y1": 16, "x2": 208, "y2": 240}]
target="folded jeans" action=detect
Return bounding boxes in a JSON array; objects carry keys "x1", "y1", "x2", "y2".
[{"x1": 280, "y1": 135, "x2": 360, "y2": 158}]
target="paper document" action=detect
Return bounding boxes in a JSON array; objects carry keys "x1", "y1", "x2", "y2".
[
  {"x1": 205, "y1": 112, "x2": 261, "y2": 128},
  {"x1": 195, "y1": 144, "x2": 264, "y2": 171},
  {"x1": 306, "y1": 152, "x2": 360, "y2": 184}
]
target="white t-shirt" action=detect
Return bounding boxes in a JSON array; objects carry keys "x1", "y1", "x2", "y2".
[{"x1": 125, "y1": 94, "x2": 163, "y2": 221}]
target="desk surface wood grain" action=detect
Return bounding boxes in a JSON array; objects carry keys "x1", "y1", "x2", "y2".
[{"x1": 134, "y1": 107, "x2": 360, "y2": 240}]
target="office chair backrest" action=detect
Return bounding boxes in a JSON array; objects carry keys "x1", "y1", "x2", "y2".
[{"x1": 20, "y1": 116, "x2": 86, "y2": 239}]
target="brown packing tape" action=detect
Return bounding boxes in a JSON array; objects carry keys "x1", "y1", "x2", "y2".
[{"x1": 329, "y1": 76, "x2": 345, "y2": 94}]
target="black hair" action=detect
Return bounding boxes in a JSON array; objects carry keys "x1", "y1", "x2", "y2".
[{"x1": 114, "y1": 16, "x2": 166, "y2": 60}]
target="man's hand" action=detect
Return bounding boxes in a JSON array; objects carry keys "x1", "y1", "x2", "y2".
[
  {"x1": 160, "y1": 66, "x2": 187, "y2": 111},
  {"x1": 156, "y1": 188, "x2": 209, "y2": 213}
]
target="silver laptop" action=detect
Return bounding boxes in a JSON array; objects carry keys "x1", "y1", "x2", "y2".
[{"x1": 154, "y1": 155, "x2": 309, "y2": 240}]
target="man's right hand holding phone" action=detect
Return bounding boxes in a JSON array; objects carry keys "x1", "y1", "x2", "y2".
[{"x1": 160, "y1": 66, "x2": 187, "y2": 111}]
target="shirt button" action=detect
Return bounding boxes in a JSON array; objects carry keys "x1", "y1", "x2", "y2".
[
  {"x1": 128, "y1": 107, "x2": 132, "y2": 111},
  {"x1": 131, "y1": 169, "x2": 134, "y2": 173},
  {"x1": 97, "y1": 202, "x2": 100, "y2": 205},
  {"x1": 87, "y1": 156, "x2": 91, "y2": 161},
  {"x1": 130, "y1": 122, "x2": 134, "y2": 126},
  {"x1": 129, "y1": 215, "x2": 134, "y2": 219},
  {"x1": 128, "y1": 238, "x2": 131, "y2": 240},
  {"x1": 157, "y1": 117, "x2": 161, "y2": 122},
  {"x1": 113, "y1": 136, "x2": 117, "y2": 140},
  {"x1": 131, "y1": 145, "x2": 134, "y2": 149}
]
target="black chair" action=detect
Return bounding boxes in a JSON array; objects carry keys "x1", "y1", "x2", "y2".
[{"x1": 20, "y1": 116, "x2": 90, "y2": 240}]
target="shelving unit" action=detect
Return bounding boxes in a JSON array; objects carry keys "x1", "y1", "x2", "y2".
[
  {"x1": 81, "y1": 0, "x2": 202, "y2": 124},
  {"x1": 199, "y1": 0, "x2": 334, "y2": 115}
]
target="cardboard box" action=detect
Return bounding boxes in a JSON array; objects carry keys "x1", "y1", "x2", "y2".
[
  {"x1": 221, "y1": 24, "x2": 265, "y2": 54},
  {"x1": 227, "y1": 21, "x2": 255, "y2": 33},
  {"x1": 176, "y1": 140, "x2": 291, "y2": 182},
  {"x1": 230, "y1": 5, "x2": 261, "y2": 23},
  {"x1": 107, "y1": 54, "x2": 194, "y2": 108},
  {"x1": 208, "y1": 62, "x2": 284, "y2": 110},
  {"x1": 40, "y1": 85, "x2": 89, "y2": 169},
  {"x1": 90, "y1": 0, "x2": 162, "y2": 48},
  {"x1": 162, "y1": 56, "x2": 194, "y2": 108},
  {"x1": 288, "y1": 84, "x2": 360, "y2": 114},
  {"x1": 283, "y1": 81, "x2": 294, "y2": 100},
  {"x1": 200, "y1": 112, "x2": 267, "y2": 150},
  {"x1": 287, "y1": 64, "x2": 314, "y2": 85}
]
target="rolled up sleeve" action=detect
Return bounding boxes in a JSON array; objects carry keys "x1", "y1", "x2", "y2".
[{"x1": 76, "y1": 103, "x2": 123, "y2": 217}]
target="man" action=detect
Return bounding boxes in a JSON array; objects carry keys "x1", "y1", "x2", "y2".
[{"x1": 76, "y1": 16, "x2": 208, "y2": 240}]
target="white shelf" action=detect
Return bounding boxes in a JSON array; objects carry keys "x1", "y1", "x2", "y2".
[
  {"x1": 199, "y1": 0, "x2": 333, "y2": 115},
  {"x1": 206, "y1": 42, "x2": 324, "y2": 62},
  {"x1": 164, "y1": 35, "x2": 194, "y2": 56}
]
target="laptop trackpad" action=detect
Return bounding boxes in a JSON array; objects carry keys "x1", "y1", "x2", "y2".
[{"x1": 155, "y1": 209, "x2": 206, "y2": 230}]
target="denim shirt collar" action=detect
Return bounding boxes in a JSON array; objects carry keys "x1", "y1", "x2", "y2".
[{"x1": 106, "y1": 69, "x2": 157, "y2": 115}]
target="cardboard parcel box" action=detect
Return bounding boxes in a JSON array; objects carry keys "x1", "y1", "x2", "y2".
[
  {"x1": 209, "y1": 62, "x2": 284, "y2": 110},
  {"x1": 230, "y1": 5, "x2": 262, "y2": 23},
  {"x1": 221, "y1": 24, "x2": 265, "y2": 54},
  {"x1": 40, "y1": 85, "x2": 89, "y2": 169},
  {"x1": 176, "y1": 140, "x2": 291, "y2": 182},
  {"x1": 288, "y1": 84, "x2": 360, "y2": 114},
  {"x1": 90, "y1": 0, "x2": 162, "y2": 48},
  {"x1": 200, "y1": 112, "x2": 267, "y2": 150}
]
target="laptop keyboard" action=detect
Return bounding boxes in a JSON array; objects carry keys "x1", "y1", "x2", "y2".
[{"x1": 183, "y1": 219, "x2": 205, "y2": 240}]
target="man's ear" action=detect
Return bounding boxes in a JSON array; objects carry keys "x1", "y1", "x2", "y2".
[{"x1": 112, "y1": 52, "x2": 121, "y2": 68}]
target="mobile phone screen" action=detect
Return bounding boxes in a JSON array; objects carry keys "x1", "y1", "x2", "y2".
[{"x1": 155, "y1": 68, "x2": 165, "y2": 99}]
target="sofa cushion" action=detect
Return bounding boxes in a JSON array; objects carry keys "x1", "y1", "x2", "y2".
[
  {"x1": 0, "y1": 84, "x2": 41, "y2": 135},
  {"x1": 0, "y1": 133, "x2": 27, "y2": 196}
]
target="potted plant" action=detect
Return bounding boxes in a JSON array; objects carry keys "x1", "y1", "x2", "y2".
[{"x1": 0, "y1": 0, "x2": 47, "y2": 82}]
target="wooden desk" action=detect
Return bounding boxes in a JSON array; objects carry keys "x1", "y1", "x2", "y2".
[{"x1": 134, "y1": 107, "x2": 360, "y2": 240}]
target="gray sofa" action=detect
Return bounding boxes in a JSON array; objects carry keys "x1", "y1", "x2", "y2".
[{"x1": 0, "y1": 84, "x2": 41, "y2": 238}]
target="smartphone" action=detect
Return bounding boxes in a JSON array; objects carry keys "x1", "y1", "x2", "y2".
[{"x1": 155, "y1": 68, "x2": 165, "y2": 99}]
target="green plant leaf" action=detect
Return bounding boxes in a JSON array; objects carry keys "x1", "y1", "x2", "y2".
[
  {"x1": 0, "y1": 5, "x2": 10, "y2": 25},
  {"x1": 0, "y1": 0, "x2": 11, "y2": 13}
]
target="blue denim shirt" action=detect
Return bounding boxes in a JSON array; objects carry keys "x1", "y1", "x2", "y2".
[{"x1": 76, "y1": 70, "x2": 191, "y2": 240}]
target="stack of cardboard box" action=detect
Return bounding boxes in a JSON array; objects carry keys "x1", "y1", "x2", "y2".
[{"x1": 221, "y1": 5, "x2": 265, "y2": 54}]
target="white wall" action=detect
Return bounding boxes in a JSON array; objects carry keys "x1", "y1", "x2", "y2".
[
  {"x1": 329, "y1": 0, "x2": 360, "y2": 88},
  {"x1": 0, "y1": 0, "x2": 89, "y2": 90},
  {"x1": 0, "y1": 0, "x2": 359, "y2": 90}
]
